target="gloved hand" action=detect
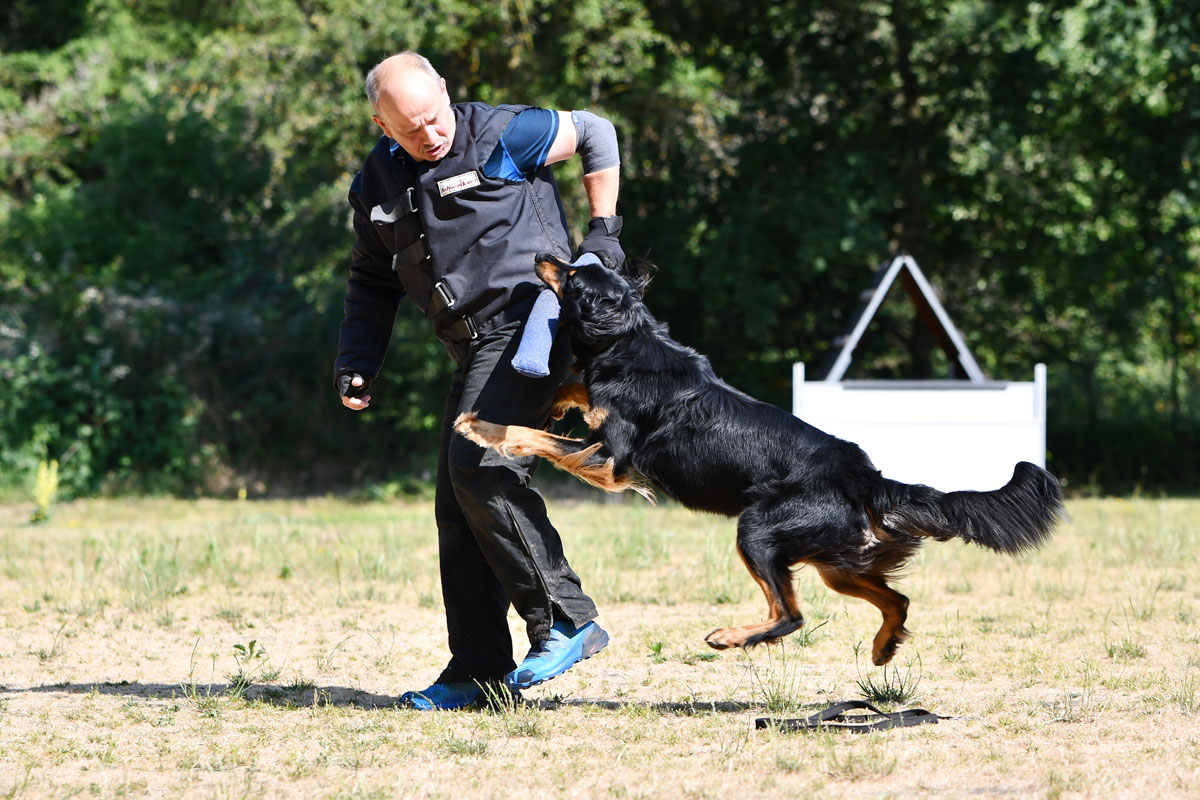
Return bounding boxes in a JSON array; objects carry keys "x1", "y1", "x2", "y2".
[
  {"x1": 577, "y1": 215, "x2": 624, "y2": 270},
  {"x1": 336, "y1": 371, "x2": 372, "y2": 411}
]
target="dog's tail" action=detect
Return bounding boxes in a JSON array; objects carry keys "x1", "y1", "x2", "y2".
[{"x1": 874, "y1": 462, "x2": 1063, "y2": 555}]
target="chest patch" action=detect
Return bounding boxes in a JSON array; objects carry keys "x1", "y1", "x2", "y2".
[{"x1": 437, "y1": 171, "x2": 480, "y2": 197}]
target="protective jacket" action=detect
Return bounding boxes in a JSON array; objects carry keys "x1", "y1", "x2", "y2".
[{"x1": 336, "y1": 102, "x2": 573, "y2": 371}]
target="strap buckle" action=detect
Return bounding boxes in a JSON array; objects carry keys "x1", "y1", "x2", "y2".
[
  {"x1": 439, "y1": 314, "x2": 479, "y2": 343},
  {"x1": 370, "y1": 187, "x2": 420, "y2": 225},
  {"x1": 433, "y1": 280, "x2": 456, "y2": 310},
  {"x1": 427, "y1": 281, "x2": 480, "y2": 343}
]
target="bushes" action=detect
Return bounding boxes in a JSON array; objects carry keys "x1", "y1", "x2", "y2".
[{"x1": 1, "y1": 1, "x2": 1197, "y2": 496}]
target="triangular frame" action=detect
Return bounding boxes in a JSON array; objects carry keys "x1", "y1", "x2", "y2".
[{"x1": 824, "y1": 255, "x2": 985, "y2": 383}]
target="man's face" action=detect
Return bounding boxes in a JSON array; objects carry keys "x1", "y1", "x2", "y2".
[{"x1": 372, "y1": 70, "x2": 456, "y2": 162}]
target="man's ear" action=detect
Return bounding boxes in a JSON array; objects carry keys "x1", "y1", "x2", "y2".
[
  {"x1": 618, "y1": 257, "x2": 655, "y2": 298},
  {"x1": 372, "y1": 115, "x2": 390, "y2": 138}
]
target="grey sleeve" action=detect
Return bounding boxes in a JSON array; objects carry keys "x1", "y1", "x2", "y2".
[{"x1": 571, "y1": 110, "x2": 620, "y2": 175}]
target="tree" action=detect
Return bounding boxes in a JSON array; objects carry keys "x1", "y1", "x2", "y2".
[{"x1": 1, "y1": 0, "x2": 1196, "y2": 494}]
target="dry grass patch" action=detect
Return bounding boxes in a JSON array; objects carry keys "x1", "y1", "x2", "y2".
[{"x1": 0, "y1": 496, "x2": 1198, "y2": 798}]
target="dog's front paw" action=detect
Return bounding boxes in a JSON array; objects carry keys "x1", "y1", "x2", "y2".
[
  {"x1": 454, "y1": 412, "x2": 507, "y2": 451},
  {"x1": 871, "y1": 637, "x2": 900, "y2": 666},
  {"x1": 453, "y1": 412, "x2": 481, "y2": 439}
]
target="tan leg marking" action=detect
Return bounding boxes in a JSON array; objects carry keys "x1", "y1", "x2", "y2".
[
  {"x1": 551, "y1": 381, "x2": 590, "y2": 420},
  {"x1": 583, "y1": 406, "x2": 608, "y2": 428},
  {"x1": 817, "y1": 567, "x2": 910, "y2": 665},
  {"x1": 454, "y1": 413, "x2": 654, "y2": 502},
  {"x1": 705, "y1": 546, "x2": 803, "y2": 650}
]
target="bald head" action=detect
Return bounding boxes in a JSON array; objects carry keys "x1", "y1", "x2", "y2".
[
  {"x1": 367, "y1": 52, "x2": 456, "y2": 162},
  {"x1": 366, "y1": 52, "x2": 439, "y2": 110}
]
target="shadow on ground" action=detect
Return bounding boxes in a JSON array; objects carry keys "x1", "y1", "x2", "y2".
[
  {"x1": 1, "y1": 681, "x2": 761, "y2": 715},
  {"x1": 3, "y1": 681, "x2": 399, "y2": 709}
]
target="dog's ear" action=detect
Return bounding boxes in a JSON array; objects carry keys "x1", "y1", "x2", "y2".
[
  {"x1": 534, "y1": 252, "x2": 571, "y2": 270},
  {"x1": 534, "y1": 252, "x2": 573, "y2": 297},
  {"x1": 617, "y1": 256, "x2": 655, "y2": 298}
]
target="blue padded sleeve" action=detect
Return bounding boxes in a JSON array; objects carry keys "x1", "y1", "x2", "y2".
[
  {"x1": 511, "y1": 253, "x2": 603, "y2": 378},
  {"x1": 511, "y1": 289, "x2": 561, "y2": 378}
]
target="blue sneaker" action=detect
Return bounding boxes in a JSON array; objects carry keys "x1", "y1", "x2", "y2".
[
  {"x1": 398, "y1": 681, "x2": 517, "y2": 711},
  {"x1": 507, "y1": 620, "x2": 610, "y2": 690}
]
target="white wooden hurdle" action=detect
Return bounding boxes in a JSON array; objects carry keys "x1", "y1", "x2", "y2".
[{"x1": 792, "y1": 255, "x2": 1047, "y2": 492}]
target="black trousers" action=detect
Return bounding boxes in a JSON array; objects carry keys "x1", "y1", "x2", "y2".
[{"x1": 433, "y1": 319, "x2": 598, "y2": 684}]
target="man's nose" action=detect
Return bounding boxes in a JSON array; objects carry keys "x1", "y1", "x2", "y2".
[{"x1": 422, "y1": 125, "x2": 438, "y2": 143}]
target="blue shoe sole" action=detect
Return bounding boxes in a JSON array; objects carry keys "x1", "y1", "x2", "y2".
[
  {"x1": 507, "y1": 627, "x2": 610, "y2": 690},
  {"x1": 399, "y1": 691, "x2": 482, "y2": 711},
  {"x1": 399, "y1": 683, "x2": 520, "y2": 711}
]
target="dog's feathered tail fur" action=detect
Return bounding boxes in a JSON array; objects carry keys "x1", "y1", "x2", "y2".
[{"x1": 875, "y1": 461, "x2": 1063, "y2": 555}]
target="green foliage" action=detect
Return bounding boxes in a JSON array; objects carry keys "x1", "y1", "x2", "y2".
[
  {"x1": 228, "y1": 639, "x2": 277, "y2": 699},
  {"x1": 854, "y1": 646, "x2": 922, "y2": 707},
  {"x1": 745, "y1": 640, "x2": 808, "y2": 714},
  {"x1": 1, "y1": 0, "x2": 1197, "y2": 494},
  {"x1": 29, "y1": 458, "x2": 57, "y2": 522},
  {"x1": 0, "y1": 0, "x2": 87, "y2": 52}
]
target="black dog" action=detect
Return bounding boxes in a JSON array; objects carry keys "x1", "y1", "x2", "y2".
[{"x1": 456, "y1": 255, "x2": 1063, "y2": 665}]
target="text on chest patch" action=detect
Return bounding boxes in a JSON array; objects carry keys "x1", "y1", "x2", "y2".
[{"x1": 437, "y1": 171, "x2": 480, "y2": 197}]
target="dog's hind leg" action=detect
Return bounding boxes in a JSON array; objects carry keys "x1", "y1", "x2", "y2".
[
  {"x1": 816, "y1": 567, "x2": 910, "y2": 666},
  {"x1": 454, "y1": 413, "x2": 653, "y2": 501},
  {"x1": 705, "y1": 518, "x2": 804, "y2": 650}
]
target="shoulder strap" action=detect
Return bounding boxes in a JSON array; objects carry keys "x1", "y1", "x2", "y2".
[{"x1": 454, "y1": 102, "x2": 522, "y2": 162}]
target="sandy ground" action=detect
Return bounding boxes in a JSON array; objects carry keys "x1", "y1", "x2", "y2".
[{"x1": 1, "y1": 497, "x2": 1198, "y2": 798}]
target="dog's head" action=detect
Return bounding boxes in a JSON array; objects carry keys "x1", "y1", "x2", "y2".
[{"x1": 534, "y1": 252, "x2": 655, "y2": 355}]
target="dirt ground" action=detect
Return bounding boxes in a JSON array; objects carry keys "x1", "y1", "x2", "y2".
[{"x1": 1, "y1": 497, "x2": 1198, "y2": 798}]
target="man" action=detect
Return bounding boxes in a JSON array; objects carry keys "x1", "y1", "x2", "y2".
[{"x1": 334, "y1": 52, "x2": 624, "y2": 710}]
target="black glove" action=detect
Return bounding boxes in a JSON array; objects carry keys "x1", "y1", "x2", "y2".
[
  {"x1": 577, "y1": 215, "x2": 624, "y2": 270},
  {"x1": 335, "y1": 371, "x2": 371, "y2": 399}
]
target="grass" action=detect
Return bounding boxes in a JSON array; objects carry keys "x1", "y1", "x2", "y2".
[
  {"x1": 745, "y1": 639, "x2": 809, "y2": 714},
  {"x1": 0, "y1": 496, "x2": 1199, "y2": 799},
  {"x1": 853, "y1": 650, "x2": 922, "y2": 707},
  {"x1": 822, "y1": 733, "x2": 898, "y2": 779}
]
